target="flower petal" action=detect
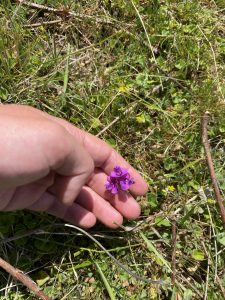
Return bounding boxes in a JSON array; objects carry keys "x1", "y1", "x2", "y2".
[
  {"x1": 110, "y1": 171, "x2": 119, "y2": 178},
  {"x1": 105, "y1": 166, "x2": 134, "y2": 194},
  {"x1": 129, "y1": 178, "x2": 135, "y2": 185},
  {"x1": 120, "y1": 180, "x2": 130, "y2": 191},
  {"x1": 111, "y1": 185, "x2": 118, "y2": 194},
  {"x1": 105, "y1": 182, "x2": 113, "y2": 190}
]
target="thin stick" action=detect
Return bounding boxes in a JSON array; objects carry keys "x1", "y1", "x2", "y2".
[
  {"x1": 24, "y1": 19, "x2": 62, "y2": 28},
  {"x1": 201, "y1": 112, "x2": 225, "y2": 227},
  {"x1": 16, "y1": 0, "x2": 113, "y2": 24},
  {"x1": 16, "y1": 0, "x2": 60, "y2": 13},
  {"x1": 171, "y1": 219, "x2": 177, "y2": 284},
  {"x1": 0, "y1": 257, "x2": 51, "y2": 300}
]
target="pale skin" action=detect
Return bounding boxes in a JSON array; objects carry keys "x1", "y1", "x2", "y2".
[{"x1": 0, "y1": 104, "x2": 148, "y2": 228}]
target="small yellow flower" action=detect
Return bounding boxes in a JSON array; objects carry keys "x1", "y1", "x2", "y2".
[{"x1": 167, "y1": 185, "x2": 175, "y2": 192}]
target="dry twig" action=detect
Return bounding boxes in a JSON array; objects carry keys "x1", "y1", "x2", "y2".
[
  {"x1": 0, "y1": 257, "x2": 51, "y2": 300},
  {"x1": 201, "y1": 111, "x2": 225, "y2": 226},
  {"x1": 24, "y1": 19, "x2": 62, "y2": 28},
  {"x1": 16, "y1": 0, "x2": 113, "y2": 24}
]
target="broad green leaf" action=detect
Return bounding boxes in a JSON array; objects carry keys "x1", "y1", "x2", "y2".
[
  {"x1": 191, "y1": 249, "x2": 205, "y2": 261},
  {"x1": 183, "y1": 289, "x2": 193, "y2": 300},
  {"x1": 217, "y1": 233, "x2": 225, "y2": 246},
  {"x1": 155, "y1": 216, "x2": 171, "y2": 227},
  {"x1": 175, "y1": 59, "x2": 187, "y2": 70},
  {"x1": 147, "y1": 193, "x2": 158, "y2": 208},
  {"x1": 36, "y1": 271, "x2": 49, "y2": 287}
]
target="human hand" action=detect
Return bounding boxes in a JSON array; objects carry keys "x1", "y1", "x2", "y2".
[{"x1": 0, "y1": 104, "x2": 148, "y2": 228}]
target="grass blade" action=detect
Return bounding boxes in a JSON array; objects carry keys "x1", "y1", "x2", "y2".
[
  {"x1": 63, "y1": 43, "x2": 70, "y2": 94},
  {"x1": 140, "y1": 232, "x2": 172, "y2": 272},
  {"x1": 95, "y1": 261, "x2": 116, "y2": 300}
]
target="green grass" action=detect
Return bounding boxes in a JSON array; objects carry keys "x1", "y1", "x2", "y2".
[{"x1": 0, "y1": 0, "x2": 225, "y2": 299}]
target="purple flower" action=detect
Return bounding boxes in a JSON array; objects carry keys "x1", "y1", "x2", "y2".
[{"x1": 105, "y1": 166, "x2": 135, "y2": 194}]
